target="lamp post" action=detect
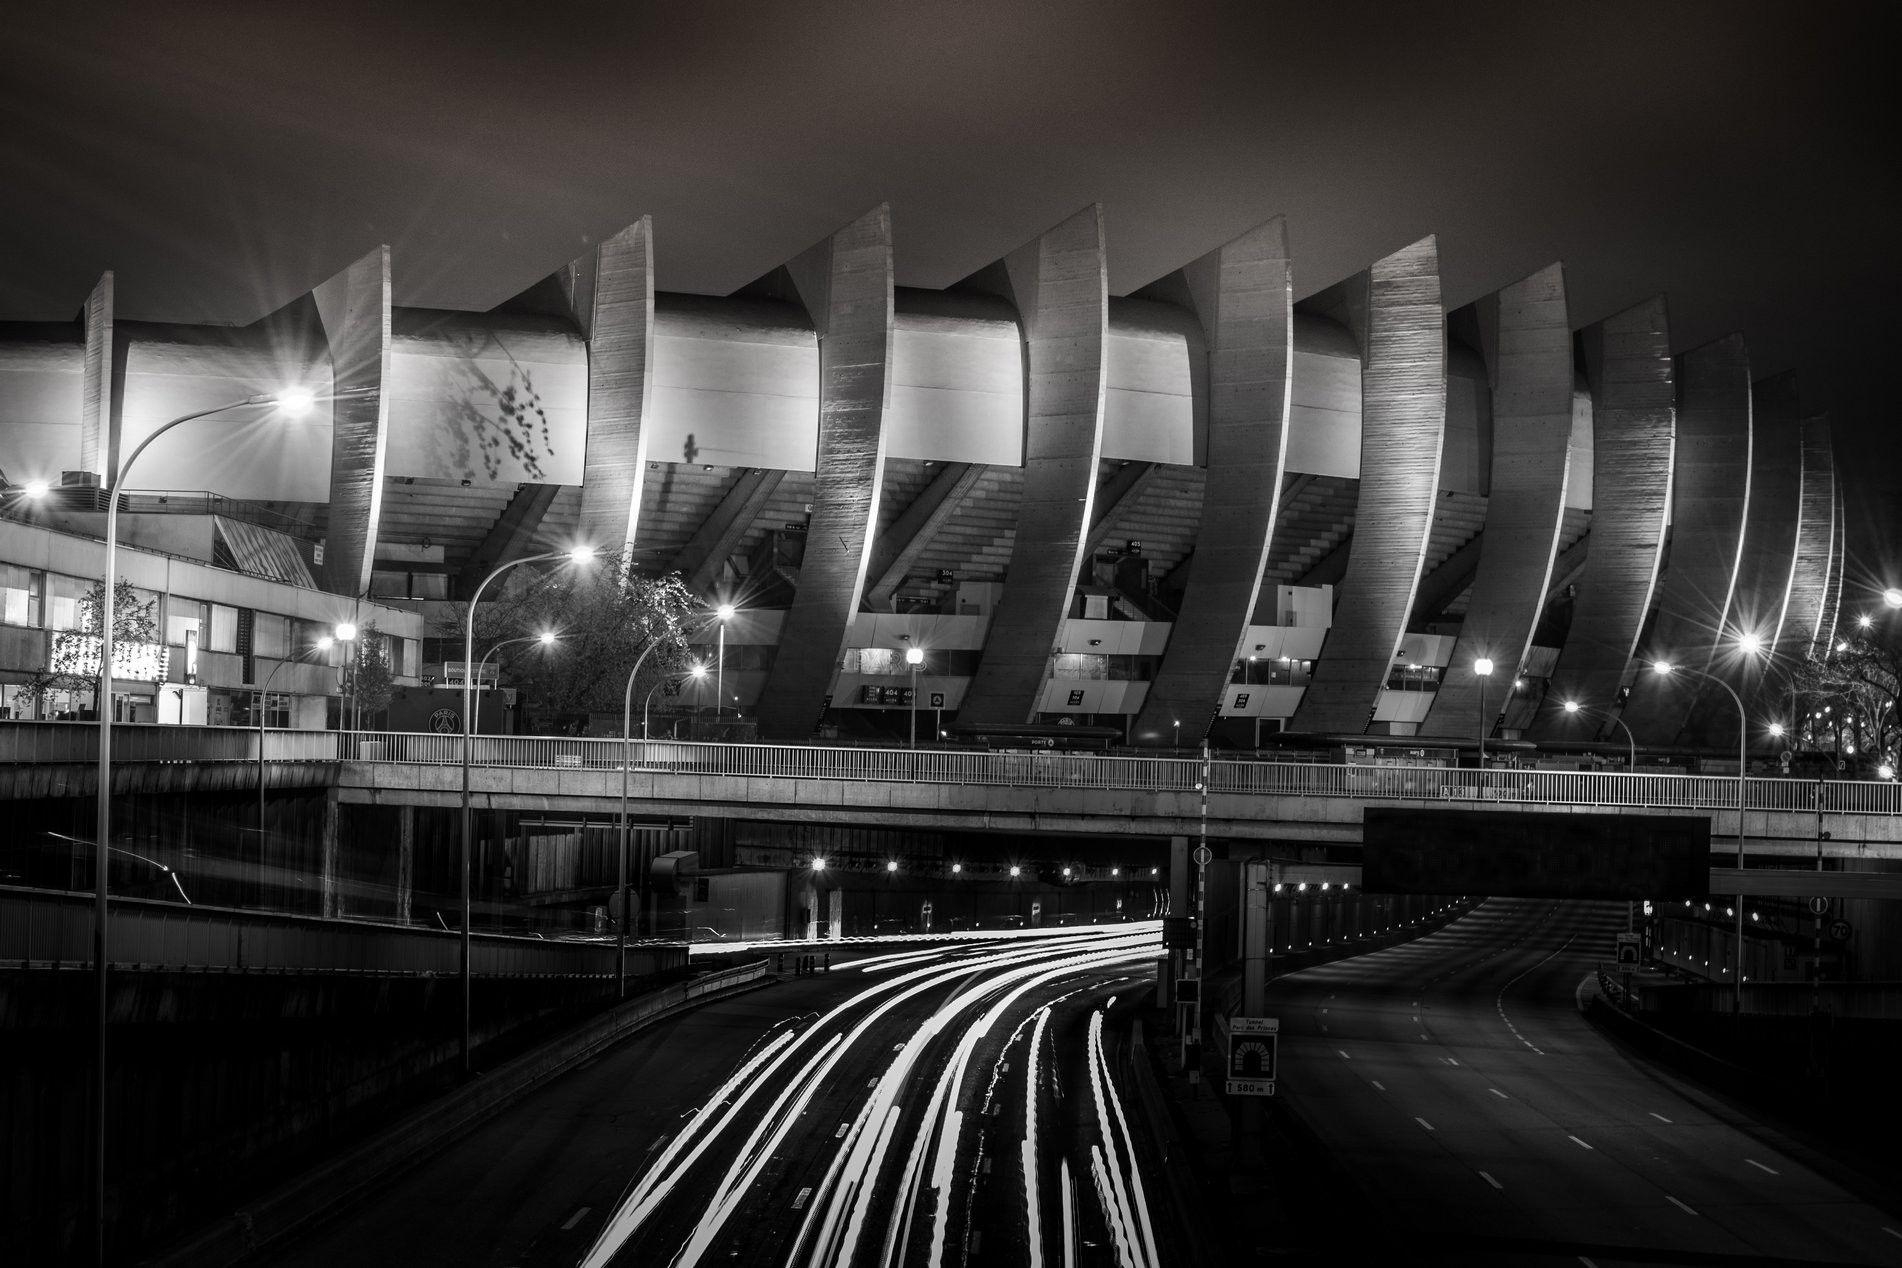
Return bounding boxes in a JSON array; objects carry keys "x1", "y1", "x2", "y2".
[
  {"x1": 905, "y1": 644, "x2": 924, "y2": 747},
  {"x1": 713, "y1": 602, "x2": 735, "y2": 735},
  {"x1": 615, "y1": 637, "x2": 673, "y2": 999},
  {"x1": 461, "y1": 547, "x2": 594, "y2": 1072},
  {"x1": 89, "y1": 382, "x2": 338, "y2": 1265},
  {"x1": 471, "y1": 631, "x2": 556, "y2": 736},
  {"x1": 1473, "y1": 658, "x2": 1495, "y2": 770},
  {"x1": 1651, "y1": 658, "x2": 1752, "y2": 1014},
  {"x1": 1561, "y1": 699, "x2": 1637, "y2": 769},
  {"x1": 646, "y1": 663, "x2": 705, "y2": 740},
  {"x1": 255, "y1": 636, "x2": 329, "y2": 906},
  {"x1": 331, "y1": 621, "x2": 358, "y2": 732}
]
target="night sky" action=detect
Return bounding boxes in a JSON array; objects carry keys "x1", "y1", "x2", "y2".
[{"x1": 3, "y1": 1, "x2": 1895, "y2": 579}]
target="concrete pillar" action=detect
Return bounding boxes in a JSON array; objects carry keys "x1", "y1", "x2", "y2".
[
  {"x1": 319, "y1": 792, "x2": 341, "y2": 919},
  {"x1": 395, "y1": 805, "x2": 415, "y2": 925}
]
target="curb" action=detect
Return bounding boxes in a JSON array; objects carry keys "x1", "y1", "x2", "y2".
[{"x1": 143, "y1": 962, "x2": 776, "y2": 1268}]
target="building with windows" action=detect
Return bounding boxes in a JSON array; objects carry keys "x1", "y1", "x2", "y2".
[{"x1": 0, "y1": 206, "x2": 1844, "y2": 749}]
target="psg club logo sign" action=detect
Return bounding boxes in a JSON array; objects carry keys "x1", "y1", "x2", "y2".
[{"x1": 429, "y1": 708, "x2": 461, "y2": 734}]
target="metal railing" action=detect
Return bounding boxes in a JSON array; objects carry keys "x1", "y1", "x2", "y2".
[
  {"x1": 3, "y1": 721, "x2": 1898, "y2": 818},
  {"x1": 0, "y1": 884, "x2": 684, "y2": 978}
]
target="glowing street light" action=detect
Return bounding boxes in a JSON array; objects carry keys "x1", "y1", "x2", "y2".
[
  {"x1": 23, "y1": 478, "x2": 50, "y2": 499},
  {"x1": 713, "y1": 602, "x2": 737, "y2": 732},
  {"x1": 1562, "y1": 698, "x2": 1637, "y2": 769},
  {"x1": 1884, "y1": 588, "x2": 1902, "y2": 610},
  {"x1": 905, "y1": 644, "x2": 924, "y2": 747},
  {"x1": 1473, "y1": 658, "x2": 1495, "y2": 768}
]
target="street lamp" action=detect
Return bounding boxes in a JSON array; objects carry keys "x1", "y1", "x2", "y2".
[
  {"x1": 471, "y1": 631, "x2": 556, "y2": 736},
  {"x1": 1561, "y1": 699, "x2": 1637, "y2": 769},
  {"x1": 905, "y1": 644, "x2": 924, "y2": 747},
  {"x1": 88, "y1": 383, "x2": 349, "y2": 1263},
  {"x1": 1473, "y1": 658, "x2": 1495, "y2": 769},
  {"x1": 330, "y1": 622, "x2": 359, "y2": 732},
  {"x1": 1652, "y1": 658, "x2": 1751, "y2": 1013},
  {"x1": 713, "y1": 602, "x2": 736, "y2": 733},
  {"x1": 1885, "y1": 588, "x2": 1902, "y2": 610},
  {"x1": 646, "y1": 663, "x2": 706, "y2": 740},
  {"x1": 460, "y1": 545, "x2": 595, "y2": 1071},
  {"x1": 615, "y1": 635, "x2": 677, "y2": 999}
]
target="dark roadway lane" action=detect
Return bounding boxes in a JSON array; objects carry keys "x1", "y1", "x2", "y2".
[
  {"x1": 253, "y1": 925, "x2": 1169, "y2": 1268},
  {"x1": 1266, "y1": 898, "x2": 1902, "y2": 1267}
]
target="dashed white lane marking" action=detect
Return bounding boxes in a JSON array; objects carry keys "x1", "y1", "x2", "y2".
[
  {"x1": 1489, "y1": 1088, "x2": 1508, "y2": 1099},
  {"x1": 1320, "y1": 1023, "x2": 1330, "y2": 1033},
  {"x1": 1666, "y1": 1195, "x2": 1698, "y2": 1216},
  {"x1": 1649, "y1": 1112, "x2": 1672, "y2": 1124},
  {"x1": 1321, "y1": 1007, "x2": 1330, "y2": 1014},
  {"x1": 646, "y1": 1133, "x2": 670, "y2": 1153},
  {"x1": 1414, "y1": 1117, "x2": 1435, "y2": 1132},
  {"x1": 561, "y1": 1206, "x2": 591, "y2": 1230},
  {"x1": 1419, "y1": 1033, "x2": 1430, "y2": 1041},
  {"x1": 1371, "y1": 1080, "x2": 1387, "y2": 1092},
  {"x1": 792, "y1": 1186, "x2": 814, "y2": 1210},
  {"x1": 1578, "y1": 1258, "x2": 1599, "y2": 1268},
  {"x1": 1338, "y1": 1049, "x2": 1351, "y2": 1060},
  {"x1": 835, "y1": 1122, "x2": 849, "y2": 1138},
  {"x1": 1478, "y1": 1170, "x2": 1503, "y2": 1190},
  {"x1": 1883, "y1": 1226, "x2": 1902, "y2": 1240},
  {"x1": 1568, "y1": 1135, "x2": 1594, "y2": 1150},
  {"x1": 1442, "y1": 1057, "x2": 1459, "y2": 1067},
  {"x1": 1495, "y1": 931, "x2": 1580, "y2": 1055},
  {"x1": 1745, "y1": 1159, "x2": 1779, "y2": 1175}
]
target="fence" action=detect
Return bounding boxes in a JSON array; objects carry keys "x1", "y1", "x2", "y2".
[
  {"x1": 0, "y1": 884, "x2": 674, "y2": 978},
  {"x1": 3, "y1": 721, "x2": 1898, "y2": 818}
]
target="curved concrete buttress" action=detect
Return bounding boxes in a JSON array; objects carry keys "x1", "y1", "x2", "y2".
[
  {"x1": 1420, "y1": 263, "x2": 1574, "y2": 739},
  {"x1": 576, "y1": 218, "x2": 657, "y2": 555},
  {"x1": 956, "y1": 205, "x2": 1110, "y2": 726},
  {"x1": 1619, "y1": 335, "x2": 1753, "y2": 745},
  {"x1": 80, "y1": 273, "x2": 115, "y2": 478},
  {"x1": 1721, "y1": 372, "x2": 1802, "y2": 724},
  {"x1": 313, "y1": 246, "x2": 393, "y2": 598},
  {"x1": 750, "y1": 205, "x2": 895, "y2": 741},
  {"x1": 1129, "y1": 218, "x2": 1293, "y2": 743},
  {"x1": 1821, "y1": 467, "x2": 1845, "y2": 650},
  {"x1": 1786, "y1": 414, "x2": 1835, "y2": 660},
  {"x1": 1529, "y1": 295, "x2": 1674, "y2": 739},
  {"x1": 1289, "y1": 236, "x2": 1446, "y2": 735}
]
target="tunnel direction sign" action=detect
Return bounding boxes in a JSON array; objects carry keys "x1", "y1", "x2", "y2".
[{"x1": 1227, "y1": 1016, "x2": 1278, "y2": 1096}]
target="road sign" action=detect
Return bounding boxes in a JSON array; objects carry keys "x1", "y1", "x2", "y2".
[
  {"x1": 1828, "y1": 919, "x2": 1853, "y2": 943},
  {"x1": 1807, "y1": 896, "x2": 1831, "y2": 916},
  {"x1": 1615, "y1": 932, "x2": 1641, "y2": 965},
  {"x1": 1175, "y1": 977, "x2": 1201, "y2": 1004},
  {"x1": 1193, "y1": 844, "x2": 1213, "y2": 867},
  {"x1": 1227, "y1": 1016, "x2": 1278, "y2": 1096}
]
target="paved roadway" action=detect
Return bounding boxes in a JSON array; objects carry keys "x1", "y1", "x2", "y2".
[
  {"x1": 258, "y1": 923, "x2": 1171, "y2": 1268},
  {"x1": 1267, "y1": 898, "x2": 1902, "y2": 1266}
]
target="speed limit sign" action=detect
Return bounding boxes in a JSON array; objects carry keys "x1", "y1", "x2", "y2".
[{"x1": 1828, "y1": 919, "x2": 1853, "y2": 943}]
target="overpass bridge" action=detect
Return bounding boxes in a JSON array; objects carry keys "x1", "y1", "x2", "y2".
[{"x1": 6, "y1": 723, "x2": 1898, "y2": 864}]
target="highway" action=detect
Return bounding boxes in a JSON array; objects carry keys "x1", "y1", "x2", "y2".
[
  {"x1": 258, "y1": 923, "x2": 1171, "y2": 1268},
  {"x1": 1266, "y1": 898, "x2": 1902, "y2": 1266}
]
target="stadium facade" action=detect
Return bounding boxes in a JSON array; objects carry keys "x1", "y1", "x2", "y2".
[{"x1": 0, "y1": 206, "x2": 1844, "y2": 749}]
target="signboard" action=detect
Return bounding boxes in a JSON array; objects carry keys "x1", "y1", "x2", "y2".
[
  {"x1": 1175, "y1": 977, "x2": 1200, "y2": 1004},
  {"x1": 1828, "y1": 919, "x2": 1853, "y2": 943},
  {"x1": 929, "y1": 692, "x2": 945, "y2": 709},
  {"x1": 1615, "y1": 932, "x2": 1641, "y2": 965},
  {"x1": 1807, "y1": 896, "x2": 1831, "y2": 916},
  {"x1": 857, "y1": 685, "x2": 915, "y2": 707},
  {"x1": 51, "y1": 634, "x2": 169, "y2": 683},
  {"x1": 1227, "y1": 1016, "x2": 1278, "y2": 1096},
  {"x1": 1193, "y1": 844, "x2": 1213, "y2": 867},
  {"x1": 1162, "y1": 916, "x2": 1195, "y2": 949},
  {"x1": 1361, "y1": 808, "x2": 1709, "y2": 898},
  {"x1": 428, "y1": 708, "x2": 460, "y2": 734}
]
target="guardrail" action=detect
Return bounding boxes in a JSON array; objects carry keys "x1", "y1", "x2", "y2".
[
  {"x1": 0, "y1": 884, "x2": 682, "y2": 978},
  {"x1": 3, "y1": 722, "x2": 1898, "y2": 817}
]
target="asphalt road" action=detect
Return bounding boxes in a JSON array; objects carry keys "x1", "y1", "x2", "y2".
[
  {"x1": 1265, "y1": 898, "x2": 1902, "y2": 1267},
  {"x1": 255, "y1": 923, "x2": 1170, "y2": 1268}
]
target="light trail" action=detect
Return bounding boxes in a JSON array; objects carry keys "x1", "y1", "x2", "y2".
[
  {"x1": 578, "y1": 924, "x2": 1161, "y2": 1268},
  {"x1": 1020, "y1": 1006, "x2": 1054, "y2": 1268}
]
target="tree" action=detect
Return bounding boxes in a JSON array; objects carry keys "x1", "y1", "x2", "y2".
[
  {"x1": 462, "y1": 555, "x2": 702, "y2": 729},
  {"x1": 11, "y1": 579, "x2": 160, "y2": 717},
  {"x1": 349, "y1": 624, "x2": 398, "y2": 724},
  {"x1": 1789, "y1": 626, "x2": 1900, "y2": 769}
]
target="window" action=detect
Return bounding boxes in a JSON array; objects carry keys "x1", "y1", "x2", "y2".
[
  {"x1": 235, "y1": 690, "x2": 292, "y2": 729},
  {"x1": 46, "y1": 574, "x2": 88, "y2": 631},
  {"x1": 166, "y1": 598, "x2": 209, "y2": 647},
  {"x1": 208, "y1": 604, "x2": 239, "y2": 653},
  {"x1": 0, "y1": 565, "x2": 41, "y2": 627},
  {"x1": 253, "y1": 613, "x2": 290, "y2": 659}
]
